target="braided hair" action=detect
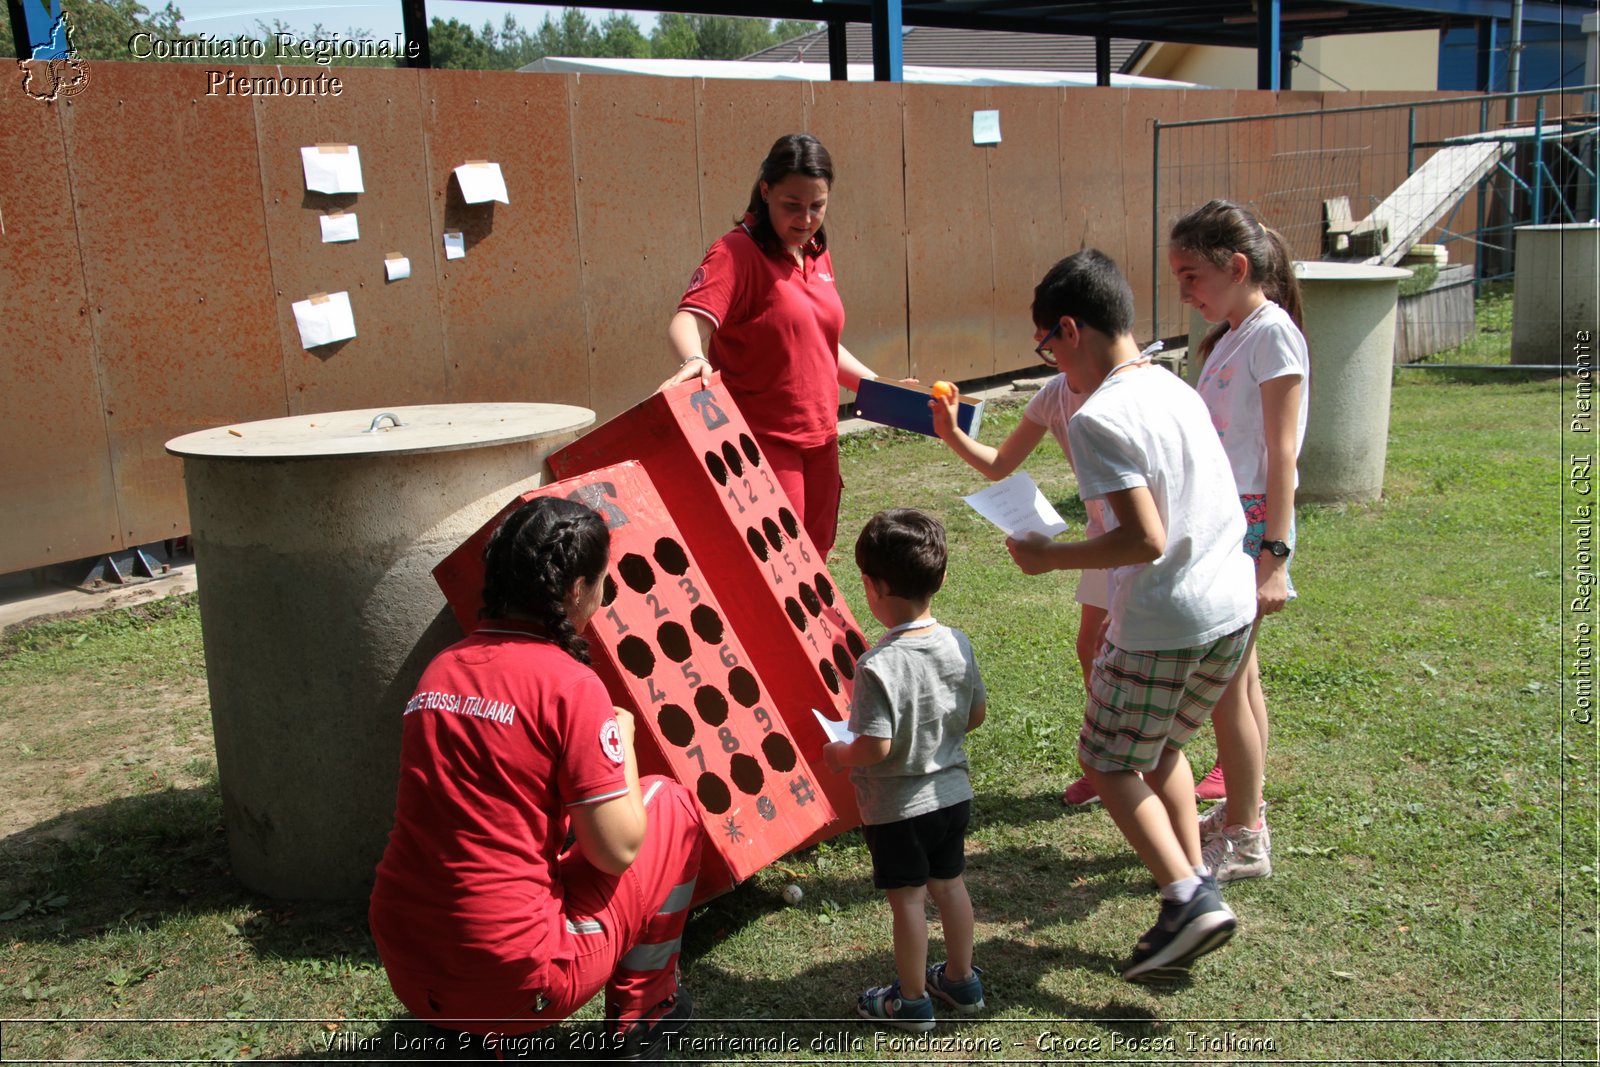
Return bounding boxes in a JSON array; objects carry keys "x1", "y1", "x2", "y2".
[
  {"x1": 481, "y1": 496, "x2": 609, "y2": 664},
  {"x1": 1169, "y1": 199, "x2": 1305, "y2": 364}
]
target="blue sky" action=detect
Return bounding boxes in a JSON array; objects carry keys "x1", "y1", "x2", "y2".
[{"x1": 173, "y1": 3, "x2": 660, "y2": 40}]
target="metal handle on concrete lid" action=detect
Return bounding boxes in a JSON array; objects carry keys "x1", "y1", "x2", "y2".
[{"x1": 364, "y1": 412, "x2": 403, "y2": 433}]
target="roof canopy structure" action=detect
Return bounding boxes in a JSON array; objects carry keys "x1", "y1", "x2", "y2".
[
  {"x1": 742, "y1": 24, "x2": 1147, "y2": 75},
  {"x1": 8, "y1": 0, "x2": 1583, "y2": 88},
  {"x1": 522, "y1": 53, "x2": 1196, "y2": 89},
  {"x1": 396, "y1": 0, "x2": 1590, "y2": 88}
]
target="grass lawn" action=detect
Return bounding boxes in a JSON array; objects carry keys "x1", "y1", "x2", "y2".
[{"x1": 0, "y1": 372, "x2": 1592, "y2": 1064}]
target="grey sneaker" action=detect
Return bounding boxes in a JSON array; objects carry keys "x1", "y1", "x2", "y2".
[
  {"x1": 1201, "y1": 821, "x2": 1272, "y2": 883},
  {"x1": 1122, "y1": 883, "x2": 1237, "y2": 982},
  {"x1": 1199, "y1": 799, "x2": 1267, "y2": 843}
]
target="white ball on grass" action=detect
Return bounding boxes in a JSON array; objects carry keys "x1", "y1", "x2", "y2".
[{"x1": 782, "y1": 883, "x2": 804, "y2": 906}]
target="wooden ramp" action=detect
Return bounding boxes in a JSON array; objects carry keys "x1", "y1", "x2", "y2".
[{"x1": 1359, "y1": 124, "x2": 1580, "y2": 266}]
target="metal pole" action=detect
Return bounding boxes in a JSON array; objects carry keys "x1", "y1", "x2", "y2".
[
  {"x1": 401, "y1": 0, "x2": 429, "y2": 67},
  {"x1": 1476, "y1": 97, "x2": 1489, "y2": 294},
  {"x1": 1475, "y1": 17, "x2": 1498, "y2": 92},
  {"x1": 870, "y1": 0, "x2": 903, "y2": 83},
  {"x1": 827, "y1": 20, "x2": 848, "y2": 82},
  {"x1": 1507, "y1": 0, "x2": 1524, "y2": 125},
  {"x1": 1152, "y1": 121, "x2": 1162, "y2": 344},
  {"x1": 1505, "y1": 4, "x2": 1525, "y2": 244},
  {"x1": 1407, "y1": 108, "x2": 1417, "y2": 175},
  {"x1": 1532, "y1": 95, "x2": 1546, "y2": 225},
  {"x1": 1256, "y1": 0, "x2": 1282, "y2": 91}
]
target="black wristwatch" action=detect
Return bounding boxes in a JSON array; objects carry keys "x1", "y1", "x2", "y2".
[{"x1": 1260, "y1": 539, "x2": 1292, "y2": 559}]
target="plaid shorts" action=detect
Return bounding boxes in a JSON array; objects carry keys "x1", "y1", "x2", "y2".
[{"x1": 1078, "y1": 625, "x2": 1253, "y2": 773}]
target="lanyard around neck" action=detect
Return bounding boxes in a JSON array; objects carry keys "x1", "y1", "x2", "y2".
[{"x1": 1094, "y1": 340, "x2": 1166, "y2": 395}]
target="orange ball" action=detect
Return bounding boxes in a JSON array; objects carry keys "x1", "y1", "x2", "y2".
[{"x1": 931, "y1": 380, "x2": 957, "y2": 402}]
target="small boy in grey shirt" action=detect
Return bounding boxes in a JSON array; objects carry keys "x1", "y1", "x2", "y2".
[{"x1": 823, "y1": 509, "x2": 987, "y2": 1032}]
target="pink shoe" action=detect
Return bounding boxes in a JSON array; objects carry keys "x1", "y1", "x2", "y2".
[
  {"x1": 1194, "y1": 763, "x2": 1227, "y2": 801},
  {"x1": 1062, "y1": 776, "x2": 1101, "y2": 807}
]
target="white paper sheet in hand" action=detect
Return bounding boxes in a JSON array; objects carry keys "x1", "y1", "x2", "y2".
[
  {"x1": 319, "y1": 212, "x2": 359, "y2": 243},
  {"x1": 300, "y1": 145, "x2": 364, "y2": 194},
  {"x1": 812, "y1": 708, "x2": 857, "y2": 746},
  {"x1": 453, "y1": 161, "x2": 509, "y2": 204},
  {"x1": 291, "y1": 291, "x2": 357, "y2": 350},
  {"x1": 963, "y1": 471, "x2": 1068, "y2": 539}
]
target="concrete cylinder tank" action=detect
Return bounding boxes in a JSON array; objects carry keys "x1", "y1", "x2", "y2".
[
  {"x1": 1511, "y1": 223, "x2": 1599, "y2": 366},
  {"x1": 1295, "y1": 262, "x2": 1411, "y2": 504},
  {"x1": 167, "y1": 403, "x2": 594, "y2": 899}
]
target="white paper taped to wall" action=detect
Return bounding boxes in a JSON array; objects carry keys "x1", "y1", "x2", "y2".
[
  {"x1": 453, "y1": 161, "x2": 509, "y2": 204},
  {"x1": 972, "y1": 109, "x2": 1001, "y2": 145},
  {"x1": 301, "y1": 144, "x2": 364, "y2": 194},
  {"x1": 291, "y1": 290, "x2": 357, "y2": 349},
  {"x1": 320, "y1": 212, "x2": 359, "y2": 243}
]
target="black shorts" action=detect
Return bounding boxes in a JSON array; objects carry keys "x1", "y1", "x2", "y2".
[{"x1": 860, "y1": 800, "x2": 971, "y2": 890}]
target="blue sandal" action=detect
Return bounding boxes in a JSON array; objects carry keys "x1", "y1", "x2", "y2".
[{"x1": 856, "y1": 979, "x2": 935, "y2": 1032}]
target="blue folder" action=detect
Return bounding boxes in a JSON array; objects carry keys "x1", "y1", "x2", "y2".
[{"x1": 851, "y1": 378, "x2": 985, "y2": 440}]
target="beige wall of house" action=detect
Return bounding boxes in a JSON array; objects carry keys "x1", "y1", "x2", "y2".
[{"x1": 1130, "y1": 30, "x2": 1440, "y2": 91}]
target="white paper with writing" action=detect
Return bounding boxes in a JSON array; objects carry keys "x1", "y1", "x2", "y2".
[
  {"x1": 972, "y1": 109, "x2": 1002, "y2": 145},
  {"x1": 963, "y1": 471, "x2": 1068, "y2": 539}
]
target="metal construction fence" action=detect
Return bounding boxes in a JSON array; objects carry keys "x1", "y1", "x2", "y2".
[{"x1": 1150, "y1": 86, "x2": 1600, "y2": 350}]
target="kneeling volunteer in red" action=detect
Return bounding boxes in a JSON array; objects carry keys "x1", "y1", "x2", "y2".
[{"x1": 369, "y1": 497, "x2": 702, "y2": 1059}]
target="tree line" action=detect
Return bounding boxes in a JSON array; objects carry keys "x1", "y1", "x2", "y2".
[{"x1": 1, "y1": 1, "x2": 819, "y2": 68}]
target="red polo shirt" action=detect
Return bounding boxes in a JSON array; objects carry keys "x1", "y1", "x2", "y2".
[
  {"x1": 677, "y1": 216, "x2": 845, "y2": 448},
  {"x1": 369, "y1": 622, "x2": 628, "y2": 992}
]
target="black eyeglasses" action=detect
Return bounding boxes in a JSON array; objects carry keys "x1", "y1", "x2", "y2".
[{"x1": 1034, "y1": 323, "x2": 1063, "y2": 365}]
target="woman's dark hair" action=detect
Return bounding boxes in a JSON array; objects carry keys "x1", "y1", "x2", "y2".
[
  {"x1": 1169, "y1": 199, "x2": 1305, "y2": 363},
  {"x1": 481, "y1": 496, "x2": 609, "y2": 664},
  {"x1": 743, "y1": 132, "x2": 833, "y2": 259},
  {"x1": 855, "y1": 508, "x2": 947, "y2": 601}
]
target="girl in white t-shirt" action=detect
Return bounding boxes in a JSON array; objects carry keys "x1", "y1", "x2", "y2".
[
  {"x1": 1168, "y1": 199, "x2": 1310, "y2": 883},
  {"x1": 931, "y1": 369, "x2": 1113, "y2": 808}
]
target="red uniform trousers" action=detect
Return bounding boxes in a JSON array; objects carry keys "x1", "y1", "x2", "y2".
[
  {"x1": 414, "y1": 776, "x2": 701, "y2": 1038},
  {"x1": 758, "y1": 433, "x2": 842, "y2": 554}
]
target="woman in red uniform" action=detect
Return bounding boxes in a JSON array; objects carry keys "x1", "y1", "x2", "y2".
[
  {"x1": 661, "y1": 132, "x2": 897, "y2": 554},
  {"x1": 369, "y1": 497, "x2": 702, "y2": 1061}
]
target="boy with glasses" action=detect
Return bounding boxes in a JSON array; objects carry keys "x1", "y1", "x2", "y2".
[
  {"x1": 1005, "y1": 250, "x2": 1256, "y2": 981},
  {"x1": 930, "y1": 315, "x2": 1114, "y2": 809}
]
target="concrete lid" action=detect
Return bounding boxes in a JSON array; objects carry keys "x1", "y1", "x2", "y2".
[
  {"x1": 166, "y1": 403, "x2": 596, "y2": 460},
  {"x1": 1295, "y1": 261, "x2": 1413, "y2": 282}
]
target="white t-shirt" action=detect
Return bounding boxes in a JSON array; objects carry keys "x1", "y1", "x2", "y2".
[
  {"x1": 1195, "y1": 301, "x2": 1310, "y2": 495},
  {"x1": 1023, "y1": 374, "x2": 1107, "y2": 538},
  {"x1": 1068, "y1": 365, "x2": 1257, "y2": 651}
]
